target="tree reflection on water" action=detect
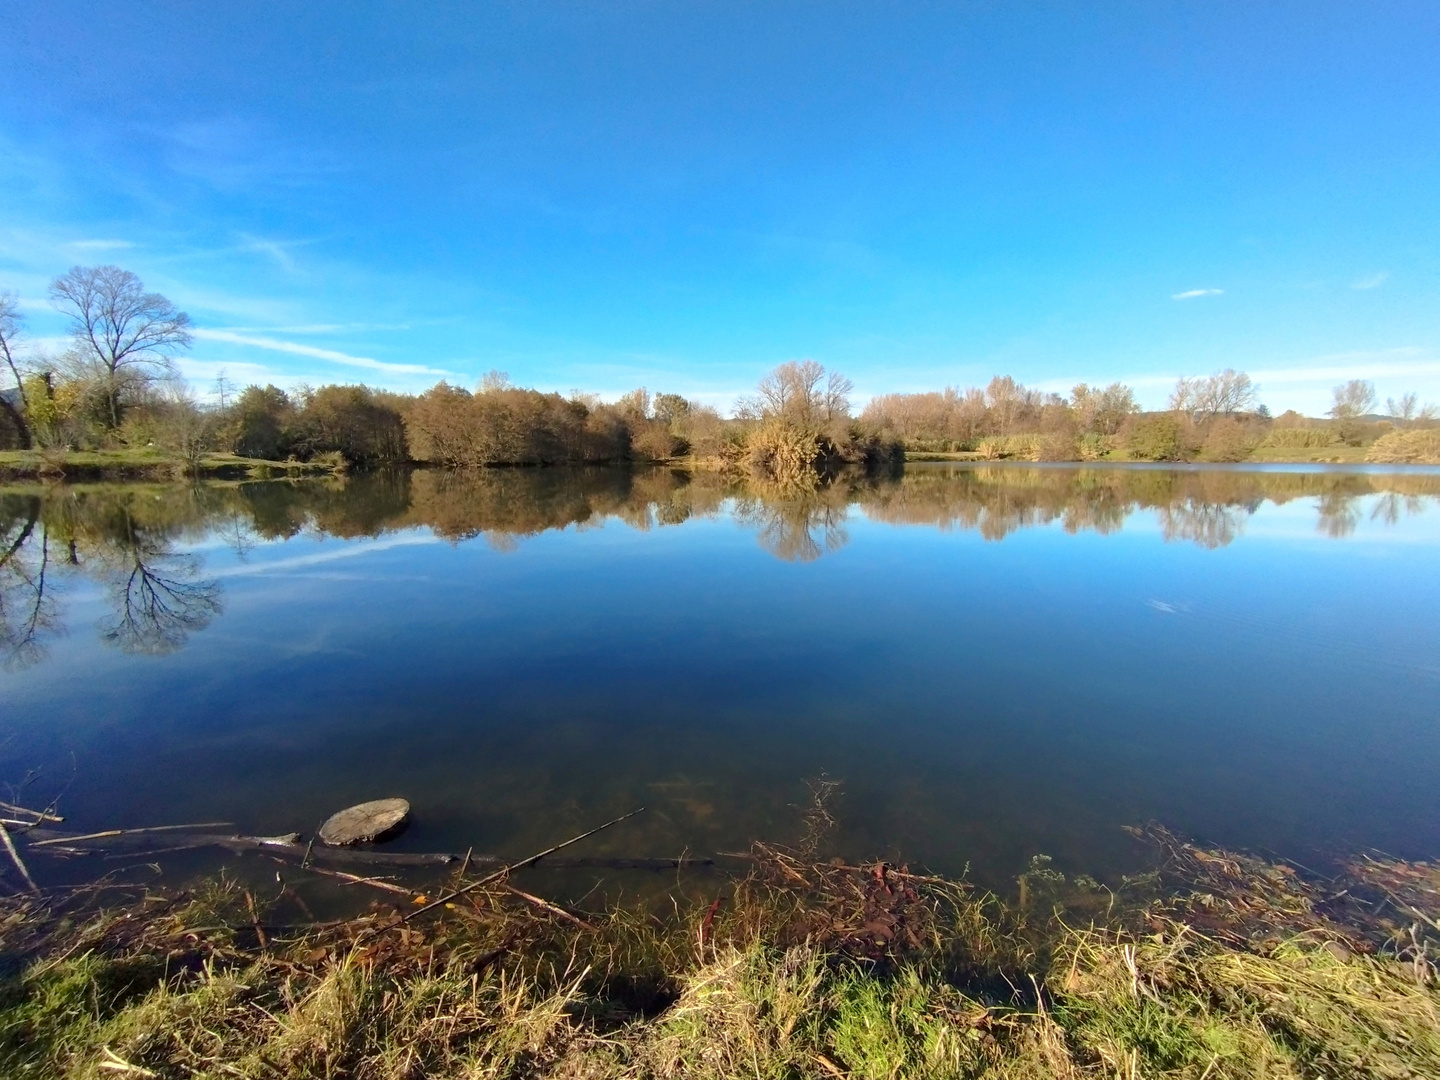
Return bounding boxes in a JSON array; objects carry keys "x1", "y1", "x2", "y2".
[{"x1": 1, "y1": 465, "x2": 1436, "y2": 667}]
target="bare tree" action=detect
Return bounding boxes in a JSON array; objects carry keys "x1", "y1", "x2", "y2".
[
  {"x1": 1385, "y1": 391, "x2": 1437, "y2": 429},
  {"x1": 985, "y1": 375, "x2": 1042, "y2": 436},
  {"x1": 1206, "y1": 369, "x2": 1258, "y2": 416},
  {"x1": 213, "y1": 368, "x2": 235, "y2": 410},
  {"x1": 754, "y1": 359, "x2": 821, "y2": 420},
  {"x1": 1071, "y1": 382, "x2": 1139, "y2": 435},
  {"x1": 1329, "y1": 379, "x2": 1377, "y2": 420},
  {"x1": 49, "y1": 265, "x2": 193, "y2": 429},
  {"x1": 1387, "y1": 391, "x2": 1419, "y2": 426},
  {"x1": 745, "y1": 359, "x2": 850, "y2": 426},
  {"x1": 1328, "y1": 379, "x2": 1378, "y2": 445},
  {"x1": 0, "y1": 293, "x2": 31, "y2": 448},
  {"x1": 822, "y1": 370, "x2": 854, "y2": 422},
  {"x1": 1169, "y1": 369, "x2": 1257, "y2": 421}
]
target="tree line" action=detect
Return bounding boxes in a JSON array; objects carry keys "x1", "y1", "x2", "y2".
[
  {"x1": 2, "y1": 265, "x2": 1437, "y2": 471},
  {"x1": 863, "y1": 369, "x2": 1438, "y2": 463}
]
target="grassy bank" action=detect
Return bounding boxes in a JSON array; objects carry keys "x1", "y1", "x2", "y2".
[
  {"x1": 2, "y1": 825, "x2": 1437, "y2": 1079},
  {"x1": 0, "y1": 449, "x2": 346, "y2": 482}
]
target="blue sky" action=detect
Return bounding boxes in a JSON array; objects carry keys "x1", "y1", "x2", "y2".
[{"x1": 1, "y1": 1, "x2": 1437, "y2": 414}]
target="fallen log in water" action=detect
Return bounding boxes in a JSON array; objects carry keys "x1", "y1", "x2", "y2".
[{"x1": 20, "y1": 828, "x2": 712, "y2": 872}]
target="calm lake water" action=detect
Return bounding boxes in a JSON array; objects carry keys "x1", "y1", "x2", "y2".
[{"x1": 3, "y1": 463, "x2": 1439, "y2": 892}]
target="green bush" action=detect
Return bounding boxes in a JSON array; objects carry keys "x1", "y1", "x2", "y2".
[{"x1": 1127, "y1": 415, "x2": 1185, "y2": 461}]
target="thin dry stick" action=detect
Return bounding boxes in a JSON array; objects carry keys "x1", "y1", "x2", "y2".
[
  {"x1": 244, "y1": 890, "x2": 268, "y2": 949},
  {"x1": 365, "y1": 807, "x2": 645, "y2": 937},
  {"x1": 504, "y1": 885, "x2": 600, "y2": 932},
  {"x1": 268, "y1": 856, "x2": 413, "y2": 897},
  {"x1": 0, "y1": 821, "x2": 41, "y2": 895},
  {"x1": 29, "y1": 823, "x2": 235, "y2": 848},
  {"x1": 0, "y1": 800, "x2": 63, "y2": 823}
]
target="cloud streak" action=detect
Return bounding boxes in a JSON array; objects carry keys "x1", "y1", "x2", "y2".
[
  {"x1": 192, "y1": 328, "x2": 449, "y2": 376},
  {"x1": 1352, "y1": 272, "x2": 1389, "y2": 290},
  {"x1": 67, "y1": 238, "x2": 135, "y2": 251},
  {"x1": 1172, "y1": 288, "x2": 1224, "y2": 300}
]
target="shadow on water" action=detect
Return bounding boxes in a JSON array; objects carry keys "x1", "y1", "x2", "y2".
[{"x1": 3, "y1": 464, "x2": 1439, "y2": 669}]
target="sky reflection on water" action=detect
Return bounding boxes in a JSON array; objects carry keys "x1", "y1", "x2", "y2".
[{"x1": 3, "y1": 463, "x2": 1439, "y2": 889}]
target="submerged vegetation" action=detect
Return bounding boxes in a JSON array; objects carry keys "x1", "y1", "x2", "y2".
[{"x1": 1, "y1": 807, "x2": 1438, "y2": 1079}]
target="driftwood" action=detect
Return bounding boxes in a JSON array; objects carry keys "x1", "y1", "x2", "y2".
[
  {"x1": 377, "y1": 807, "x2": 648, "y2": 935},
  {"x1": 319, "y1": 799, "x2": 410, "y2": 845},
  {"x1": 502, "y1": 885, "x2": 600, "y2": 932},
  {"x1": 265, "y1": 856, "x2": 414, "y2": 896},
  {"x1": 29, "y1": 823, "x2": 236, "y2": 848},
  {"x1": 21, "y1": 827, "x2": 712, "y2": 873},
  {"x1": 0, "y1": 821, "x2": 40, "y2": 895},
  {"x1": 0, "y1": 800, "x2": 63, "y2": 823}
]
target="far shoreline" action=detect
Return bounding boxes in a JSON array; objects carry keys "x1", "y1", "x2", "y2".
[{"x1": 5, "y1": 446, "x2": 1439, "y2": 483}]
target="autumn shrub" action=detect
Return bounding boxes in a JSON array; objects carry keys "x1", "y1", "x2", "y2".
[
  {"x1": 1036, "y1": 430, "x2": 1080, "y2": 461},
  {"x1": 1366, "y1": 429, "x2": 1440, "y2": 464},
  {"x1": 1200, "y1": 417, "x2": 1255, "y2": 462},
  {"x1": 1260, "y1": 426, "x2": 1337, "y2": 449}
]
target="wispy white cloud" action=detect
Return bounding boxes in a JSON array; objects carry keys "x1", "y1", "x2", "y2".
[
  {"x1": 175, "y1": 358, "x2": 283, "y2": 383},
  {"x1": 209, "y1": 323, "x2": 412, "y2": 335},
  {"x1": 1045, "y1": 348, "x2": 1440, "y2": 398},
  {"x1": 1247, "y1": 348, "x2": 1439, "y2": 384},
  {"x1": 67, "y1": 238, "x2": 135, "y2": 252},
  {"x1": 1172, "y1": 288, "x2": 1224, "y2": 300},
  {"x1": 192, "y1": 328, "x2": 449, "y2": 376},
  {"x1": 236, "y1": 234, "x2": 300, "y2": 274},
  {"x1": 1352, "y1": 272, "x2": 1389, "y2": 290},
  {"x1": 210, "y1": 533, "x2": 443, "y2": 578}
]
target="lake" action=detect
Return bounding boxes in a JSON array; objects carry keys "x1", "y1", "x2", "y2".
[{"x1": 3, "y1": 463, "x2": 1439, "y2": 895}]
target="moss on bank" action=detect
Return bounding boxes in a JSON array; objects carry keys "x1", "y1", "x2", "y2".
[{"x1": 2, "y1": 827, "x2": 1438, "y2": 1079}]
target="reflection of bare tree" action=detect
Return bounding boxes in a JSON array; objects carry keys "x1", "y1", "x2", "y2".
[
  {"x1": 0, "y1": 501, "x2": 62, "y2": 669},
  {"x1": 1369, "y1": 493, "x2": 1427, "y2": 527},
  {"x1": 1315, "y1": 493, "x2": 1361, "y2": 539},
  {"x1": 95, "y1": 522, "x2": 221, "y2": 655},
  {"x1": 217, "y1": 511, "x2": 257, "y2": 562},
  {"x1": 1157, "y1": 502, "x2": 1248, "y2": 549},
  {"x1": 735, "y1": 494, "x2": 850, "y2": 562}
]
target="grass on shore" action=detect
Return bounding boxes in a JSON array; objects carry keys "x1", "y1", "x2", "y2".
[
  {"x1": 0, "y1": 448, "x2": 344, "y2": 481},
  {"x1": 2, "y1": 827, "x2": 1438, "y2": 1079}
]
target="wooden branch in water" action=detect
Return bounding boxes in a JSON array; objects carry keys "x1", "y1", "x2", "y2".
[
  {"x1": 503, "y1": 885, "x2": 600, "y2": 932},
  {"x1": 29, "y1": 823, "x2": 235, "y2": 848},
  {"x1": 0, "y1": 821, "x2": 41, "y2": 895},
  {"x1": 263, "y1": 855, "x2": 414, "y2": 897},
  {"x1": 0, "y1": 800, "x2": 64, "y2": 823},
  {"x1": 373, "y1": 807, "x2": 647, "y2": 936},
  {"x1": 24, "y1": 827, "x2": 709, "y2": 873}
]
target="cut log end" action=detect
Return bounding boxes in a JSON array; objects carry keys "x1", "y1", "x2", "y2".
[{"x1": 317, "y1": 799, "x2": 411, "y2": 846}]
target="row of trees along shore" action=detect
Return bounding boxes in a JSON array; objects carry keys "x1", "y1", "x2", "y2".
[{"x1": 2, "y1": 265, "x2": 1439, "y2": 474}]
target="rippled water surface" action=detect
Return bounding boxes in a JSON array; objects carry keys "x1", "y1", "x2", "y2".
[{"x1": 4, "y1": 464, "x2": 1439, "y2": 888}]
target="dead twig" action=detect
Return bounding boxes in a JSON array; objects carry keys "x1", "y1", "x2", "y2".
[
  {"x1": 366, "y1": 807, "x2": 646, "y2": 937},
  {"x1": 0, "y1": 820, "x2": 41, "y2": 895},
  {"x1": 0, "y1": 799, "x2": 63, "y2": 823},
  {"x1": 263, "y1": 856, "x2": 413, "y2": 896},
  {"x1": 503, "y1": 885, "x2": 600, "y2": 932}
]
